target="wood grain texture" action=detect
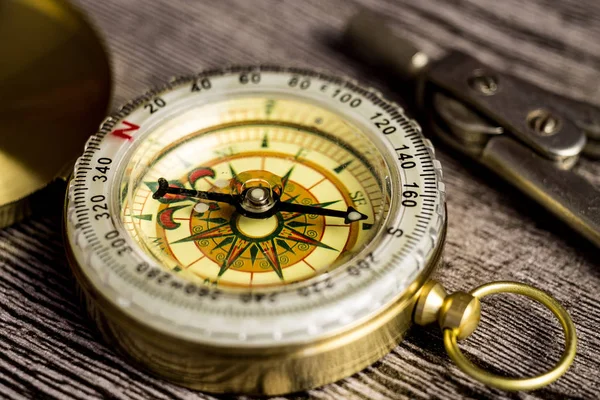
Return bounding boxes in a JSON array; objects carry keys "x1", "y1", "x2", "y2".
[{"x1": 1, "y1": 0, "x2": 600, "y2": 398}]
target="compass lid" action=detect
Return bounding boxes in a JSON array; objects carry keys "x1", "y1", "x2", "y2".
[{"x1": 0, "y1": 0, "x2": 111, "y2": 227}]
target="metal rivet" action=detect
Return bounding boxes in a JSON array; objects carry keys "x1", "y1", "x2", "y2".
[
  {"x1": 527, "y1": 109, "x2": 561, "y2": 136},
  {"x1": 246, "y1": 187, "x2": 270, "y2": 205},
  {"x1": 468, "y1": 71, "x2": 498, "y2": 95}
]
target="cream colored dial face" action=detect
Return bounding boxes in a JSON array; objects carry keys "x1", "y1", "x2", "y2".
[{"x1": 121, "y1": 97, "x2": 388, "y2": 288}]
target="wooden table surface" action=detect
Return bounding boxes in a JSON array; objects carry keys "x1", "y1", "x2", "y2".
[{"x1": 1, "y1": 0, "x2": 599, "y2": 399}]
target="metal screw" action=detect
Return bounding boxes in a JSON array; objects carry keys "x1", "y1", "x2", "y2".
[
  {"x1": 527, "y1": 109, "x2": 561, "y2": 136},
  {"x1": 468, "y1": 72, "x2": 498, "y2": 95}
]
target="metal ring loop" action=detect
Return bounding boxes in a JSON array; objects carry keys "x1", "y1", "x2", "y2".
[{"x1": 443, "y1": 281, "x2": 577, "y2": 391}]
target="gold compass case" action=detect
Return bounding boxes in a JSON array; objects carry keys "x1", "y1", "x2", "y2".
[{"x1": 64, "y1": 66, "x2": 446, "y2": 395}]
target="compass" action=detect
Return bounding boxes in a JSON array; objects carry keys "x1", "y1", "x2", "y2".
[{"x1": 64, "y1": 66, "x2": 576, "y2": 395}]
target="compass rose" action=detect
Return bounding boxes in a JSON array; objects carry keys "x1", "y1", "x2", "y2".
[{"x1": 162, "y1": 168, "x2": 349, "y2": 281}]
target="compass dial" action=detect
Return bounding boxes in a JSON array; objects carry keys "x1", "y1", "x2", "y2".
[
  {"x1": 121, "y1": 97, "x2": 386, "y2": 288},
  {"x1": 65, "y1": 66, "x2": 444, "y2": 394}
]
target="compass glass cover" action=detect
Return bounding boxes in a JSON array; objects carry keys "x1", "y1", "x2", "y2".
[{"x1": 120, "y1": 96, "x2": 390, "y2": 289}]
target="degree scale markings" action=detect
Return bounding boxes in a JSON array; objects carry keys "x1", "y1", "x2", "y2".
[{"x1": 66, "y1": 67, "x2": 442, "y2": 338}]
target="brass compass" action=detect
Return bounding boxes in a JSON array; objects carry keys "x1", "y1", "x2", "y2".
[{"x1": 63, "y1": 67, "x2": 576, "y2": 395}]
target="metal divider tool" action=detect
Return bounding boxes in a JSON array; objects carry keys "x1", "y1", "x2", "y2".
[{"x1": 344, "y1": 11, "x2": 600, "y2": 248}]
